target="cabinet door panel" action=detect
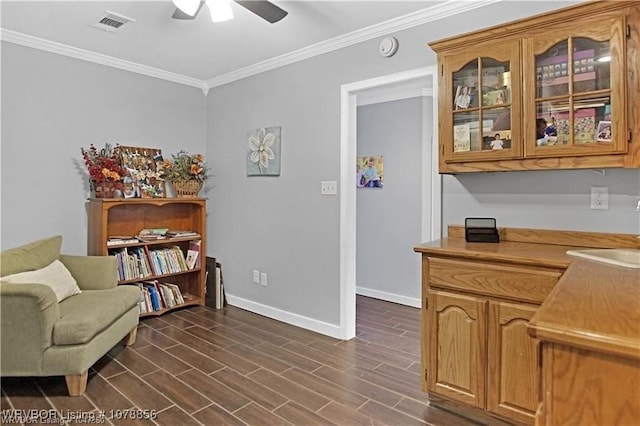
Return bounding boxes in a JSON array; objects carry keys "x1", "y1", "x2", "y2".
[
  {"x1": 523, "y1": 15, "x2": 626, "y2": 158},
  {"x1": 441, "y1": 40, "x2": 522, "y2": 164},
  {"x1": 487, "y1": 301, "x2": 539, "y2": 424},
  {"x1": 427, "y1": 289, "x2": 486, "y2": 408}
]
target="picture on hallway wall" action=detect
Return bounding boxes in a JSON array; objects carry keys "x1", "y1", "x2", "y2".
[
  {"x1": 247, "y1": 126, "x2": 281, "y2": 176},
  {"x1": 356, "y1": 155, "x2": 384, "y2": 189}
]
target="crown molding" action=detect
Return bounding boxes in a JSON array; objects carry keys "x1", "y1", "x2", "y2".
[
  {"x1": 1, "y1": 0, "x2": 499, "y2": 94},
  {"x1": 205, "y1": 0, "x2": 500, "y2": 88},
  {"x1": 0, "y1": 28, "x2": 208, "y2": 94}
]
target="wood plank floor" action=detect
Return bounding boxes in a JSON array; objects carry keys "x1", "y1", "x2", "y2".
[{"x1": 1, "y1": 296, "x2": 477, "y2": 425}]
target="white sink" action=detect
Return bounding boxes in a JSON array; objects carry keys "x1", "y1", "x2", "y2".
[{"x1": 566, "y1": 248, "x2": 640, "y2": 269}]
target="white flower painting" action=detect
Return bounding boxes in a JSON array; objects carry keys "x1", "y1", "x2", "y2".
[{"x1": 247, "y1": 126, "x2": 281, "y2": 176}]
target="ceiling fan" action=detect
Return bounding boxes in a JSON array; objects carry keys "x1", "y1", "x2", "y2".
[{"x1": 172, "y1": 0, "x2": 288, "y2": 24}]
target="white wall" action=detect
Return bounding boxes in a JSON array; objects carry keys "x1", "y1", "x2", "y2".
[
  {"x1": 356, "y1": 97, "x2": 425, "y2": 305},
  {"x1": 1, "y1": 43, "x2": 206, "y2": 253},
  {"x1": 443, "y1": 169, "x2": 640, "y2": 235}
]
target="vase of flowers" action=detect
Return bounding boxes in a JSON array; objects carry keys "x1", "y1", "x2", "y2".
[
  {"x1": 161, "y1": 151, "x2": 209, "y2": 197},
  {"x1": 81, "y1": 143, "x2": 126, "y2": 198}
]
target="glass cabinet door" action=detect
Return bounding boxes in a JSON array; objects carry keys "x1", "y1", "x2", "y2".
[
  {"x1": 523, "y1": 16, "x2": 626, "y2": 157},
  {"x1": 441, "y1": 40, "x2": 521, "y2": 163}
]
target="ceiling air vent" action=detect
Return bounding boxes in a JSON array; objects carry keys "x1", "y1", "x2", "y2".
[{"x1": 90, "y1": 11, "x2": 135, "y2": 33}]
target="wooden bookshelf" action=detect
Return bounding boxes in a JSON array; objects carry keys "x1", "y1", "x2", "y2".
[{"x1": 87, "y1": 198, "x2": 207, "y2": 316}]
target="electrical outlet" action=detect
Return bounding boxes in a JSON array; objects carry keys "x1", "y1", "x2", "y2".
[
  {"x1": 253, "y1": 269, "x2": 260, "y2": 284},
  {"x1": 590, "y1": 186, "x2": 609, "y2": 210},
  {"x1": 321, "y1": 181, "x2": 337, "y2": 195},
  {"x1": 260, "y1": 272, "x2": 268, "y2": 286}
]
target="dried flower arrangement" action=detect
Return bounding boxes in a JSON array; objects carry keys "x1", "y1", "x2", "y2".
[
  {"x1": 80, "y1": 143, "x2": 126, "y2": 193},
  {"x1": 161, "y1": 151, "x2": 209, "y2": 182}
]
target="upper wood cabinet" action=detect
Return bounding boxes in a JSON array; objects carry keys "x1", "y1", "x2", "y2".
[{"x1": 430, "y1": 1, "x2": 640, "y2": 173}]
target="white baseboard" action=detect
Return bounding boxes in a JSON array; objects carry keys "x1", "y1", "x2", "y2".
[
  {"x1": 356, "y1": 286, "x2": 421, "y2": 308},
  {"x1": 224, "y1": 294, "x2": 345, "y2": 340}
]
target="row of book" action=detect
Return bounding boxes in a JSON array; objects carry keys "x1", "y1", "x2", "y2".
[
  {"x1": 133, "y1": 280, "x2": 186, "y2": 314},
  {"x1": 111, "y1": 241, "x2": 200, "y2": 281},
  {"x1": 107, "y1": 230, "x2": 201, "y2": 246}
]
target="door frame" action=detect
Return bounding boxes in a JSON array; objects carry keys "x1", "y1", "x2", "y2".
[{"x1": 339, "y1": 66, "x2": 441, "y2": 339}]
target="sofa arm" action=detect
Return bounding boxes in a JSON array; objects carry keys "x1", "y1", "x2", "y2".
[
  {"x1": 0, "y1": 283, "x2": 60, "y2": 375},
  {"x1": 60, "y1": 254, "x2": 118, "y2": 291}
]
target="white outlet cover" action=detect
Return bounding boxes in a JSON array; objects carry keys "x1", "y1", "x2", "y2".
[
  {"x1": 321, "y1": 180, "x2": 337, "y2": 195},
  {"x1": 590, "y1": 186, "x2": 609, "y2": 210}
]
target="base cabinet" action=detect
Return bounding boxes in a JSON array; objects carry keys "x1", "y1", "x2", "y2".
[
  {"x1": 537, "y1": 344, "x2": 640, "y2": 425},
  {"x1": 423, "y1": 256, "x2": 559, "y2": 425}
]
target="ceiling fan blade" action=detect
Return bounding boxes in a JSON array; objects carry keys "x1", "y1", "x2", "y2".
[
  {"x1": 172, "y1": 1, "x2": 205, "y2": 20},
  {"x1": 235, "y1": 1, "x2": 288, "y2": 23}
]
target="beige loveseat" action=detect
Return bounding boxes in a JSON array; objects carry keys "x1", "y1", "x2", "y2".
[{"x1": 0, "y1": 235, "x2": 140, "y2": 396}]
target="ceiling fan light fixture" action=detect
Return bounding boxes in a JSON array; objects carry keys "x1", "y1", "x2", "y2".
[
  {"x1": 172, "y1": 0, "x2": 200, "y2": 17},
  {"x1": 206, "y1": 0, "x2": 234, "y2": 22}
]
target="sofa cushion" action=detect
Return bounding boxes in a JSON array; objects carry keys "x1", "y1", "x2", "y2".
[
  {"x1": 0, "y1": 235, "x2": 62, "y2": 277},
  {"x1": 54, "y1": 286, "x2": 140, "y2": 346},
  {"x1": 0, "y1": 260, "x2": 81, "y2": 302}
]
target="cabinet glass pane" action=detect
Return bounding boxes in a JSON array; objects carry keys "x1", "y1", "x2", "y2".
[
  {"x1": 574, "y1": 96, "x2": 611, "y2": 144},
  {"x1": 453, "y1": 61, "x2": 479, "y2": 110},
  {"x1": 536, "y1": 41, "x2": 569, "y2": 98},
  {"x1": 453, "y1": 111, "x2": 482, "y2": 152},
  {"x1": 536, "y1": 100, "x2": 570, "y2": 146},
  {"x1": 573, "y1": 37, "x2": 610, "y2": 94},
  {"x1": 481, "y1": 58, "x2": 510, "y2": 107},
  {"x1": 482, "y1": 108, "x2": 512, "y2": 150},
  {"x1": 536, "y1": 96, "x2": 611, "y2": 146}
]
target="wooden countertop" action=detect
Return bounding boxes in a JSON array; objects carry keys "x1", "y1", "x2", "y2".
[
  {"x1": 528, "y1": 259, "x2": 640, "y2": 360},
  {"x1": 415, "y1": 226, "x2": 640, "y2": 361},
  {"x1": 414, "y1": 238, "x2": 576, "y2": 270}
]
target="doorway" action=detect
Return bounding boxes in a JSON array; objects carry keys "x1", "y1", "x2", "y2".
[{"x1": 339, "y1": 66, "x2": 441, "y2": 339}]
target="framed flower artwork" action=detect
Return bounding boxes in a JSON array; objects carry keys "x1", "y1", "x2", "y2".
[{"x1": 247, "y1": 126, "x2": 281, "y2": 176}]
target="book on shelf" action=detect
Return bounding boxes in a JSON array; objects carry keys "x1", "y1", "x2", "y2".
[
  {"x1": 110, "y1": 246, "x2": 154, "y2": 281},
  {"x1": 188, "y1": 240, "x2": 202, "y2": 269},
  {"x1": 135, "y1": 283, "x2": 149, "y2": 314},
  {"x1": 185, "y1": 249, "x2": 199, "y2": 270},
  {"x1": 145, "y1": 246, "x2": 188, "y2": 275},
  {"x1": 134, "y1": 280, "x2": 187, "y2": 314},
  {"x1": 142, "y1": 282, "x2": 162, "y2": 311},
  {"x1": 139, "y1": 228, "x2": 169, "y2": 236},
  {"x1": 453, "y1": 123, "x2": 471, "y2": 152},
  {"x1": 137, "y1": 228, "x2": 169, "y2": 241},
  {"x1": 158, "y1": 282, "x2": 176, "y2": 308},
  {"x1": 137, "y1": 234, "x2": 167, "y2": 242},
  {"x1": 165, "y1": 230, "x2": 201, "y2": 238},
  {"x1": 107, "y1": 236, "x2": 140, "y2": 246},
  {"x1": 162, "y1": 281, "x2": 185, "y2": 305}
]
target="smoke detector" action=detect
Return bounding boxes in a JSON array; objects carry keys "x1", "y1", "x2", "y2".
[{"x1": 89, "y1": 11, "x2": 135, "y2": 33}]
